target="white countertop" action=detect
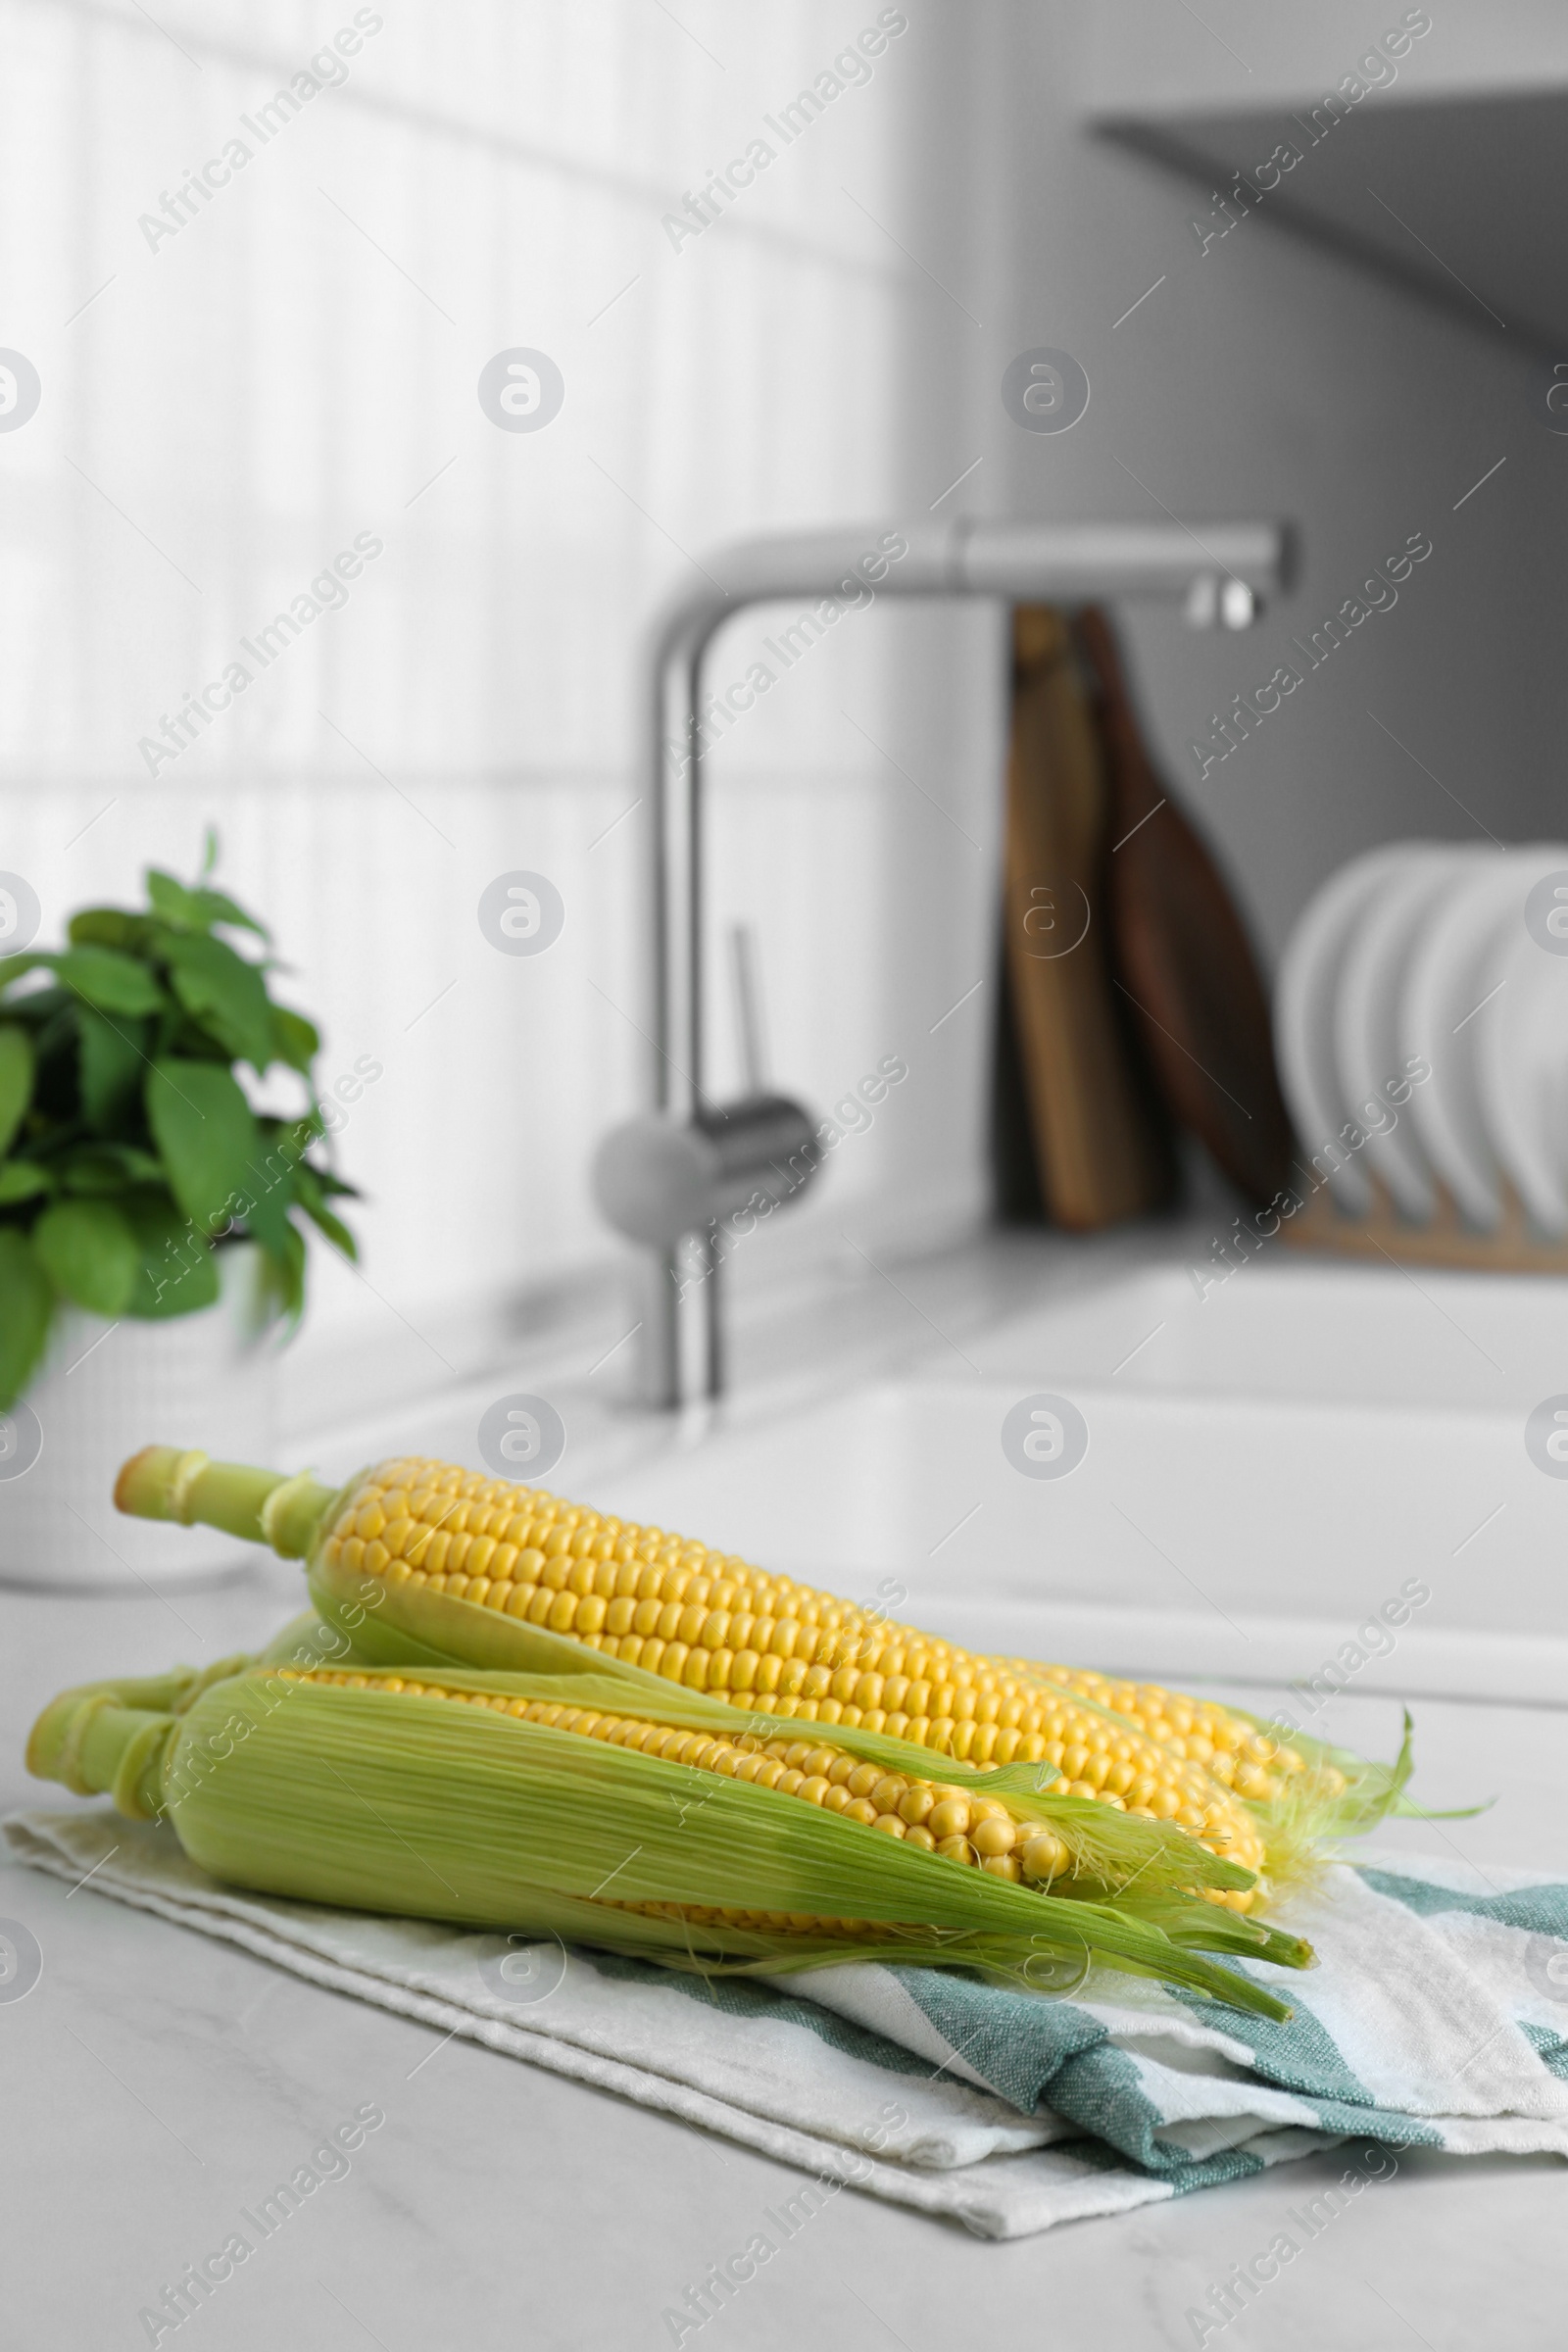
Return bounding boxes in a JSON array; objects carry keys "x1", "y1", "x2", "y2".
[{"x1": 5, "y1": 1231, "x2": 1567, "y2": 2346}]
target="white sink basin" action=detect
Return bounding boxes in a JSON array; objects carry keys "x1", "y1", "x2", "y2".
[
  {"x1": 965, "y1": 1254, "x2": 1568, "y2": 1417},
  {"x1": 555, "y1": 1250, "x2": 1568, "y2": 1710}
]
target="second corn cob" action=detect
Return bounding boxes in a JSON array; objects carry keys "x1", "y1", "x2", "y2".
[{"x1": 26, "y1": 1653, "x2": 1312, "y2": 2016}]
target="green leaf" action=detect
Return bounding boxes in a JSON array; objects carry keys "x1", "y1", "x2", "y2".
[
  {"x1": 270, "y1": 1004, "x2": 319, "y2": 1072},
  {"x1": 199, "y1": 888, "x2": 269, "y2": 938},
  {"x1": 76, "y1": 1006, "x2": 147, "y2": 1134},
  {"x1": 301, "y1": 1198, "x2": 358, "y2": 1258},
  {"x1": 234, "y1": 1131, "x2": 296, "y2": 1255},
  {"x1": 53, "y1": 947, "x2": 164, "y2": 1016},
  {"x1": 0, "y1": 1228, "x2": 54, "y2": 1407},
  {"x1": 145, "y1": 1059, "x2": 264, "y2": 1237},
  {"x1": 31, "y1": 1198, "x2": 138, "y2": 1316},
  {"x1": 0, "y1": 1162, "x2": 50, "y2": 1203},
  {"x1": 0, "y1": 983, "x2": 69, "y2": 1027},
  {"x1": 25, "y1": 1001, "x2": 78, "y2": 1086},
  {"x1": 120, "y1": 1191, "x2": 220, "y2": 1320},
  {"x1": 145, "y1": 869, "x2": 211, "y2": 932},
  {"x1": 0, "y1": 1022, "x2": 31, "y2": 1157},
  {"x1": 162, "y1": 932, "x2": 276, "y2": 1069},
  {"x1": 292, "y1": 1161, "x2": 358, "y2": 1259},
  {"x1": 60, "y1": 1143, "x2": 165, "y2": 1194},
  {"x1": 146, "y1": 867, "x2": 268, "y2": 941},
  {"x1": 283, "y1": 1103, "x2": 326, "y2": 1150},
  {"x1": 0, "y1": 952, "x2": 57, "y2": 997},
  {"x1": 261, "y1": 1219, "x2": 308, "y2": 1328},
  {"x1": 68, "y1": 907, "x2": 152, "y2": 955}
]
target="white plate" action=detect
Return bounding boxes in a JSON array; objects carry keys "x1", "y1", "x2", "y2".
[
  {"x1": 1476, "y1": 858, "x2": 1568, "y2": 1236},
  {"x1": 1400, "y1": 849, "x2": 1561, "y2": 1229},
  {"x1": 1333, "y1": 846, "x2": 1472, "y2": 1220},
  {"x1": 1274, "y1": 844, "x2": 1416, "y2": 1213}
]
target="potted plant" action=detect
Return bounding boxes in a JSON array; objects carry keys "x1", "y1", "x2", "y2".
[{"x1": 0, "y1": 839, "x2": 358, "y2": 1586}]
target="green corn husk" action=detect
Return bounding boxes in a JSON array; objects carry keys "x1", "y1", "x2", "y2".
[
  {"x1": 1221, "y1": 1703, "x2": 1487, "y2": 1869},
  {"x1": 28, "y1": 1655, "x2": 1313, "y2": 2021},
  {"x1": 241, "y1": 1612, "x2": 1294, "y2": 1929}
]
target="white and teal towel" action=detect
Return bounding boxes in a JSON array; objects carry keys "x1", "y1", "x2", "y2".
[{"x1": 8, "y1": 1809, "x2": 1568, "y2": 2238}]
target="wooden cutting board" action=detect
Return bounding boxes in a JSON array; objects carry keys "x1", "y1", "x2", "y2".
[
  {"x1": 1003, "y1": 607, "x2": 1175, "y2": 1228},
  {"x1": 990, "y1": 932, "x2": 1045, "y2": 1224},
  {"x1": 1076, "y1": 606, "x2": 1296, "y2": 1205}
]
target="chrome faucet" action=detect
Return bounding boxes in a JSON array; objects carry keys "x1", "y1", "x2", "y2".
[{"x1": 592, "y1": 515, "x2": 1289, "y2": 1408}]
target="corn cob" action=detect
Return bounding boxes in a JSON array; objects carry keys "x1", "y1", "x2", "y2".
[
  {"x1": 26, "y1": 1653, "x2": 1314, "y2": 2017},
  {"x1": 115, "y1": 1447, "x2": 1402, "y2": 1902},
  {"x1": 281, "y1": 1669, "x2": 1082, "y2": 1911}
]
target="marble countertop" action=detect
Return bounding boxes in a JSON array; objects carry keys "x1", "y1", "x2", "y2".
[{"x1": 4, "y1": 1235, "x2": 1566, "y2": 2347}]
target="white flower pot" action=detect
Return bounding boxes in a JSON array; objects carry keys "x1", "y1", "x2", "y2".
[{"x1": 0, "y1": 1245, "x2": 281, "y2": 1589}]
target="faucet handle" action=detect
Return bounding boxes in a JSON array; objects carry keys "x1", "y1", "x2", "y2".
[{"x1": 592, "y1": 1096, "x2": 822, "y2": 1252}]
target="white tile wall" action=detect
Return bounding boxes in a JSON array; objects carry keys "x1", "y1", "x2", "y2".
[{"x1": 0, "y1": 0, "x2": 1003, "y2": 1412}]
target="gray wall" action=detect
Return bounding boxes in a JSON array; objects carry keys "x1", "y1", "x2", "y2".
[{"x1": 897, "y1": 1, "x2": 1564, "y2": 965}]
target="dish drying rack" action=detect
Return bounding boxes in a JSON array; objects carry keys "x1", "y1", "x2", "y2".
[{"x1": 1281, "y1": 1171, "x2": 1568, "y2": 1274}]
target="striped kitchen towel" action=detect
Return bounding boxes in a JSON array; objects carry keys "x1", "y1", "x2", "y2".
[{"x1": 7, "y1": 1809, "x2": 1568, "y2": 2238}]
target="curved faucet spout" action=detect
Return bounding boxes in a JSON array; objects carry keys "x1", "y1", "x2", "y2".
[{"x1": 604, "y1": 514, "x2": 1291, "y2": 1407}]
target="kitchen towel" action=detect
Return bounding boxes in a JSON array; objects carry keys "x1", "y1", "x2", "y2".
[{"x1": 9, "y1": 1808, "x2": 1568, "y2": 2239}]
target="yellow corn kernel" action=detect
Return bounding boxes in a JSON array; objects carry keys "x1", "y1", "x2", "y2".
[
  {"x1": 1020, "y1": 1834, "x2": 1070, "y2": 1882},
  {"x1": 971, "y1": 1816, "x2": 1017, "y2": 1859}
]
